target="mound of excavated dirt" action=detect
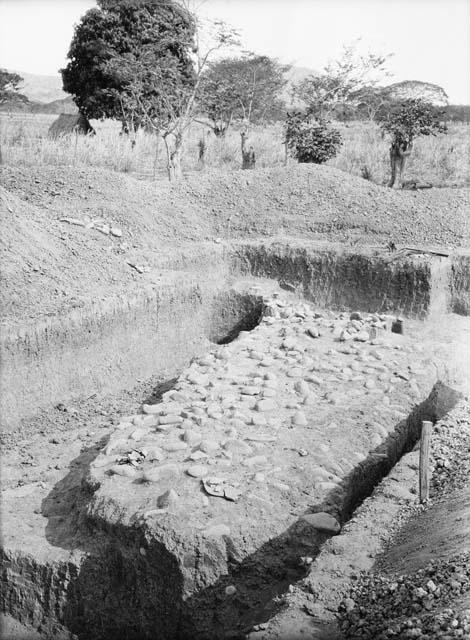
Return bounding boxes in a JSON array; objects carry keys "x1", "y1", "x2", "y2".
[{"x1": 1, "y1": 164, "x2": 469, "y2": 324}]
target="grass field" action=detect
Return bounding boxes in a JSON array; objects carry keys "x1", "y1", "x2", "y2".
[{"x1": 1, "y1": 111, "x2": 469, "y2": 187}]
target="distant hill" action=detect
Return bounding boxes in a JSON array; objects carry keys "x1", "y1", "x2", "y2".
[
  {"x1": 31, "y1": 96, "x2": 77, "y2": 115},
  {"x1": 4, "y1": 66, "x2": 315, "y2": 113},
  {"x1": 0, "y1": 70, "x2": 77, "y2": 115},
  {"x1": 15, "y1": 71, "x2": 67, "y2": 103}
]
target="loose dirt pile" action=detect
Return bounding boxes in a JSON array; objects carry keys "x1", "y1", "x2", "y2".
[
  {"x1": 1, "y1": 164, "x2": 469, "y2": 324},
  {"x1": 338, "y1": 402, "x2": 470, "y2": 639}
]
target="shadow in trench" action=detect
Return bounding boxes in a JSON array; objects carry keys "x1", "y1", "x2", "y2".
[
  {"x1": 208, "y1": 291, "x2": 264, "y2": 345},
  {"x1": 142, "y1": 377, "x2": 179, "y2": 406}
]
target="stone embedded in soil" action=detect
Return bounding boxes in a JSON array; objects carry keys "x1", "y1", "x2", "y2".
[
  {"x1": 244, "y1": 455, "x2": 268, "y2": 467},
  {"x1": 292, "y1": 411, "x2": 308, "y2": 426},
  {"x1": 287, "y1": 367, "x2": 303, "y2": 378},
  {"x1": 294, "y1": 380, "x2": 310, "y2": 396},
  {"x1": 183, "y1": 429, "x2": 202, "y2": 445},
  {"x1": 143, "y1": 464, "x2": 179, "y2": 483},
  {"x1": 241, "y1": 386, "x2": 261, "y2": 396},
  {"x1": 262, "y1": 388, "x2": 277, "y2": 398},
  {"x1": 199, "y1": 439, "x2": 219, "y2": 454},
  {"x1": 162, "y1": 441, "x2": 188, "y2": 452},
  {"x1": 245, "y1": 434, "x2": 277, "y2": 443},
  {"x1": 145, "y1": 445, "x2": 166, "y2": 461},
  {"x1": 255, "y1": 399, "x2": 276, "y2": 412},
  {"x1": 159, "y1": 414, "x2": 183, "y2": 425},
  {"x1": 301, "y1": 512, "x2": 341, "y2": 534},
  {"x1": 109, "y1": 464, "x2": 138, "y2": 478},
  {"x1": 224, "y1": 439, "x2": 253, "y2": 455},
  {"x1": 130, "y1": 428, "x2": 148, "y2": 441},
  {"x1": 142, "y1": 404, "x2": 161, "y2": 415},
  {"x1": 157, "y1": 488, "x2": 178, "y2": 508},
  {"x1": 187, "y1": 465, "x2": 209, "y2": 478}
]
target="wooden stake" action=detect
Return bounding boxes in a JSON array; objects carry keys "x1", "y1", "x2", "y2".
[{"x1": 419, "y1": 421, "x2": 433, "y2": 503}]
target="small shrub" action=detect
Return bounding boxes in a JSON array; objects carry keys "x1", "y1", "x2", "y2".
[{"x1": 285, "y1": 111, "x2": 342, "y2": 164}]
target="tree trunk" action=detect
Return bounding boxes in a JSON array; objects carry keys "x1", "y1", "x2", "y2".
[
  {"x1": 241, "y1": 131, "x2": 256, "y2": 170},
  {"x1": 213, "y1": 125, "x2": 226, "y2": 138},
  {"x1": 164, "y1": 131, "x2": 183, "y2": 181},
  {"x1": 388, "y1": 140, "x2": 413, "y2": 189},
  {"x1": 198, "y1": 133, "x2": 206, "y2": 166}
]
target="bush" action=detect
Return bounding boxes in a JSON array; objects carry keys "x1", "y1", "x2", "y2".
[{"x1": 285, "y1": 111, "x2": 342, "y2": 164}]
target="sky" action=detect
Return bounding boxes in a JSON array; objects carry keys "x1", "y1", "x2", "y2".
[{"x1": 0, "y1": 0, "x2": 469, "y2": 103}]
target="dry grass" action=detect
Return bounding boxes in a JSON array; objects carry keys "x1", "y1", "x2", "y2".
[{"x1": 1, "y1": 111, "x2": 469, "y2": 187}]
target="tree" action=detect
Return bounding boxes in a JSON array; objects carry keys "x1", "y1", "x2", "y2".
[
  {"x1": 352, "y1": 85, "x2": 394, "y2": 121},
  {"x1": 61, "y1": 0, "x2": 196, "y2": 132},
  {"x1": 292, "y1": 42, "x2": 392, "y2": 119},
  {"x1": 377, "y1": 98, "x2": 447, "y2": 188},
  {"x1": 285, "y1": 111, "x2": 342, "y2": 164},
  {"x1": 104, "y1": 11, "x2": 238, "y2": 179},
  {"x1": 62, "y1": 0, "x2": 238, "y2": 179},
  {"x1": 384, "y1": 81, "x2": 449, "y2": 106},
  {"x1": 198, "y1": 54, "x2": 290, "y2": 136},
  {"x1": 0, "y1": 69, "x2": 28, "y2": 106}
]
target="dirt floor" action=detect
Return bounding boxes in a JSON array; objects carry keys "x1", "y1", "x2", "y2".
[{"x1": 1, "y1": 164, "x2": 469, "y2": 324}]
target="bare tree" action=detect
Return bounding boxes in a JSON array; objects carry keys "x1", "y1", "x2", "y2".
[{"x1": 292, "y1": 41, "x2": 393, "y2": 120}]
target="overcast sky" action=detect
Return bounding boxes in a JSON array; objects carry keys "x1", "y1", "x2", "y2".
[{"x1": 0, "y1": 0, "x2": 469, "y2": 103}]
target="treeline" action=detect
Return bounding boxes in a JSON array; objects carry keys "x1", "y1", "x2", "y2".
[
  {"x1": 331, "y1": 103, "x2": 470, "y2": 124},
  {"x1": 0, "y1": 0, "x2": 464, "y2": 187}
]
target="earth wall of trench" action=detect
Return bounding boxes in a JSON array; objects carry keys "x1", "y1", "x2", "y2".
[
  {"x1": 0, "y1": 241, "x2": 456, "y2": 432},
  {"x1": 0, "y1": 271, "x2": 230, "y2": 430},
  {"x1": 228, "y1": 241, "x2": 451, "y2": 319},
  {"x1": 450, "y1": 252, "x2": 470, "y2": 316}
]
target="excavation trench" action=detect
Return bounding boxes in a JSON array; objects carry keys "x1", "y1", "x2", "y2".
[
  {"x1": 2, "y1": 241, "x2": 466, "y2": 429},
  {"x1": 1, "y1": 243, "x2": 469, "y2": 640},
  {"x1": 2, "y1": 375, "x2": 461, "y2": 640}
]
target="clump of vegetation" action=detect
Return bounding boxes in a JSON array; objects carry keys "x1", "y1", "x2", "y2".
[
  {"x1": 0, "y1": 70, "x2": 27, "y2": 106},
  {"x1": 285, "y1": 111, "x2": 342, "y2": 164},
  {"x1": 377, "y1": 98, "x2": 447, "y2": 188}
]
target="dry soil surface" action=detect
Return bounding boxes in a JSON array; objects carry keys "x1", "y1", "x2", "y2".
[{"x1": 1, "y1": 164, "x2": 469, "y2": 324}]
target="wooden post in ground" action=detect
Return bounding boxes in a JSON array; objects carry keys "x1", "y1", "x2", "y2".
[{"x1": 419, "y1": 420, "x2": 433, "y2": 503}]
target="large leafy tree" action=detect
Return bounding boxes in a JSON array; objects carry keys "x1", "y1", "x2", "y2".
[
  {"x1": 385, "y1": 80, "x2": 449, "y2": 106},
  {"x1": 198, "y1": 54, "x2": 290, "y2": 136},
  {"x1": 62, "y1": 0, "x2": 238, "y2": 179},
  {"x1": 61, "y1": 0, "x2": 196, "y2": 130},
  {"x1": 377, "y1": 98, "x2": 447, "y2": 188}
]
